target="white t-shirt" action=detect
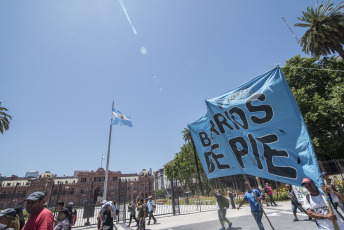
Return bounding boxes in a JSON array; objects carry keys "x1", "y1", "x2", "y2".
[{"x1": 303, "y1": 193, "x2": 344, "y2": 230}]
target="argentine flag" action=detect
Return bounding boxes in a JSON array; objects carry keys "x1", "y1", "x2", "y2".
[{"x1": 111, "y1": 107, "x2": 133, "y2": 127}]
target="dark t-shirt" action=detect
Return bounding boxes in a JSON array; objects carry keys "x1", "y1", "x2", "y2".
[{"x1": 22, "y1": 208, "x2": 54, "y2": 230}]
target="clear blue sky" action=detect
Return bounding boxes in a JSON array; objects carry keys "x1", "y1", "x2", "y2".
[{"x1": 1, "y1": 0, "x2": 339, "y2": 177}]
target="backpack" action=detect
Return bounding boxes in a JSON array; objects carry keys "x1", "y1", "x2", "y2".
[
  {"x1": 224, "y1": 197, "x2": 230, "y2": 208},
  {"x1": 217, "y1": 194, "x2": 229, "y2": 209},
  {"x1": 264, "y1": 187, "x2": 269, "y2": 194}
]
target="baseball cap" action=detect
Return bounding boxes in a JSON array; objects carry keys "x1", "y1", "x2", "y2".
[
  {"x1": 26, "y1": 192, "x2": 45, "y2": 201},
  {"x1": 148, "y1": 196, "x2": 152, "y2": 199},
  {"x1": 68, "y1": 202, "x2": 73, "y2": 206},
  {"x1": 301, "y1": 178, "x2": 312, "y2": 185},
  {"x1": 101, "y1": 200, "x2": 107, "y2": 205},
  {"x1": 0, "y1": 208, "x2": 16, "y2": 217}
]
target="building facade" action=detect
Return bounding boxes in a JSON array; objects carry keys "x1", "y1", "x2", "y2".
[{"x1": 0, "y1": 168, "x2": 154, "y2": 209}]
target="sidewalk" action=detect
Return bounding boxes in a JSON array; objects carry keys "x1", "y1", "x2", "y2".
[{"x1": 76, "y1": 201, "x2": 310, "y2": 230}]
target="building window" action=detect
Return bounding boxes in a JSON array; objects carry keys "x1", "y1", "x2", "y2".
[
  {"x1": 65, "y1": 181, "x2": 68, "y2": 184},
  {"x1": 80, "y1": 188, "x2": 84, "y2": 194},
  {"x1": 7, "y1": 183, "x2": 10, "y2": 187},
  {"x1": 112, "y1": 177, "x2": 117, "y2": 181},
  {"x1": 81, "y1": 178, "x2": 87, "y2": 183}
]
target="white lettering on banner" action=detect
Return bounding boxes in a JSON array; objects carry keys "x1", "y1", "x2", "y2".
[
  {"x1": 198, "y1": 93, "x2": 298, "y2": 179},
  {"x1": 292, "y1": 185, "x2": 309, "y2": 203}
]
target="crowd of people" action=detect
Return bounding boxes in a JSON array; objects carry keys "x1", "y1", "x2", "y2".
[
  {"x1": 96, "y1": 195, "x2": 157, "y2": 230},
  {"x1": 1, "y1": 173, "x2": 344, "y2": 230},
  {"x1": 0, "y1": 190, "x2": 158, "y2": 230},
  {"x1": 213, "y1": 173, "x2": 344, "y2": 230}
]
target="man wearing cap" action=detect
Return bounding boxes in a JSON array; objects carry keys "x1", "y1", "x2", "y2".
[
  {"x1": 286, "y1": 184, "x2": 310, "y2": 222},
  {"x1": 301, "y1": 178, "x2": 344, "y2": 229},
  {"x1": 22, "y1": 191, "x2": 54, "y2": 230},
  {"x1": 146, "y1": 196, "x2": 157, "y2": 225}
]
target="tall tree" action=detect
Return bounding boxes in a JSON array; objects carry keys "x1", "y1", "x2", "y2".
[
  {"x1": 182, "y1": 128, "x2": 191, "y2": 143},
  {"x1": 283, "y1": 55, "x2": 344, "y2": 160},
  {"x1": 295, "y1": 1, "x2": 344, "y2": 59},
  {"x1": 0, "y1": 102, "x2": 12, "y2": 134}
]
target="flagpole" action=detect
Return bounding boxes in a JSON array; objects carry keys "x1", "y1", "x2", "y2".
[{"x1": 103, "y1": 101, "x2": 114, "y2": 201}]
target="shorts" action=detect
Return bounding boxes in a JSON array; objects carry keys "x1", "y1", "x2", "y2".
[{"x1": 291, "y1": 203, "x2": 297, "y2": 213}]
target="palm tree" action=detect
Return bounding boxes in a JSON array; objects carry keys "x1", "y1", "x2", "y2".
[
  {"x1": 182, "y1": 128, "x2": 191, "y2": 143},
  {"x1": 295, "y1": 1, "x2": 344, "y2": 59},
  {"x1": 0, "y1": 102, "x2": 12, "y2": 134}
]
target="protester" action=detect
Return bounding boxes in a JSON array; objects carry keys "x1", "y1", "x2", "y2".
[
  {"x1": 98, "y1": 204, "x2": 114, "y2": 230},
  {"x1": 146, "y1": 196, "x2": 157, "y2": 225},
  {"x1": 14, "y1": 204, "x2": 25, "y2": 229},
  {"x1": 238, "y1": 182, "x2": 264, "y2": 230},
  {"x1": 265, "y1": 183, "x2": 277, "y2": 206},
  {"x1": 136, "y1": 198, "x2": 147, "y2": 230},
  {"x1": 322, "y1": 172, "x2": 344, "y2": 213},
  {"x1": 285, "y1": 184, "x2": 311, "y2": 222},
  {"x1": 213, "y1": 188, "x2": 232, "y2": 230},
  {"x1": 302, "y1": 178, "x2": 344, "y2": 229},
  {"x1": 0, "y1": 208, "x2": 20, "y2": 230},
  {"x1": 66, "y1": 202, "x2": 77, "y2": 226},
  {"x1": 22, "y1": 192, "x2": 54, "y2": 230},
  {"x1": 227, "y1": 188, "x2": 236, "y2": 209},
  {"x1": 54, "y1": 208, "x2": 71, "y2": 230},
  {"x1": 127, "y1": 200, "x2": 138, "y2": 227}
]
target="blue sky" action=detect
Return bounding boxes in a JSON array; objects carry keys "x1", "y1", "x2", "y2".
[{"x1": 1, "y1": 0, "x2": 339, "y2": 177}]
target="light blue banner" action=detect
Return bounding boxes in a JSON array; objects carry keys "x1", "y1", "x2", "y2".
[{"x1": 188, "y1": 67, "x2": 323, "y2": 187}]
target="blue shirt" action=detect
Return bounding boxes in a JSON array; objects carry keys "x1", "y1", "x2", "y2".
[
  {"x1": 146, "y1": 200, "x2": 155, "y2": 212},
  {"x1": 244, "y1": 189, "x2": 262, "y2": 211}
]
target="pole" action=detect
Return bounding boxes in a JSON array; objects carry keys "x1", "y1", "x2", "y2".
[
  {"x1": 190, "y1": 136, "x2": 203, "y2": 196},
  {"x1": 243, "y1": 174, "x2": 275, "y2": 230},
  {"x1": 325, "y1": 193, "x2": 340, "y2": 230},
  {"x1": 103, "y1": 101, "x2": 114, "y2": 200}
]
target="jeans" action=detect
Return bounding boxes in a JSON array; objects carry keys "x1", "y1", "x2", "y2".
[
  {"x1": 128, "y1": 213, "x2": 138, "y2": 226},
  {"x1": 148, "y1": 210, "x2": 156, "y2": 223},
  {"x1": 251, "y1": 210, "x2": 264, "y2": 230},
  {"x1": 268, "y1": 194, "x2": 276, "y2": 205},
  {"x1": 217, "y1": 209, "x2": 231, "y2": 227}
]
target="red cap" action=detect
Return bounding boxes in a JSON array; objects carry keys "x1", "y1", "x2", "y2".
[{"x1": 301, "y1": 178, "x2": 312, "y2": 185}]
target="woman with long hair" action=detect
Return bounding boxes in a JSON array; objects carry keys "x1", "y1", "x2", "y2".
[{"x1": 0, "y1": 208, "x2": 20, "y2": 230}]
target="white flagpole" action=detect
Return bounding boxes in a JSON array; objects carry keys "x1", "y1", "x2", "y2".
[{"x1": 103, "y1": 101, "x2": 114, "y2": 200}]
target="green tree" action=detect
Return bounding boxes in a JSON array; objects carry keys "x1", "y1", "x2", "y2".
[
  {"x1": 0, "y1": 102, "x2": 12, "y2": 134},
  {"x1": 155, "y1": 189, "x2": 166, "y2": 198},
  {"x1": 295, "y1": 1, "x2": 344, "y2": 59},
  {"x1": 164, "y1": 141, "x2": 207, "y2": 194},
  {"x1": 283, "y1": 55, "x2": 344, "y2": 159},
  {"x1": 182, "y1": 128, "x2": 191, "y2": 143}
]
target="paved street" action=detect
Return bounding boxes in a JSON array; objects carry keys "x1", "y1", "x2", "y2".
[{"x1": 77, "y1": 201, "x2": 317, "y2": 230}]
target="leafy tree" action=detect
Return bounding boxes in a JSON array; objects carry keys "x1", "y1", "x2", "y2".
[
  {"x1": 182, "y1": 128, "x2": 191, "y2": 143},
  {"x1": 283, "y1": 55, "x2": 344, "y2": 159},
  {"x1": 0, "y1": 102, "x2": 12, "y2": 134},
  {"x1": 164, "y1": 141, "x2": 208, "y2": 194},
  {"x1": 155, "y1": 189, "x2": 166, "y2": 198},
  {"x1": 295, "y1": 1, "x2": 344, "y2": 59}
]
